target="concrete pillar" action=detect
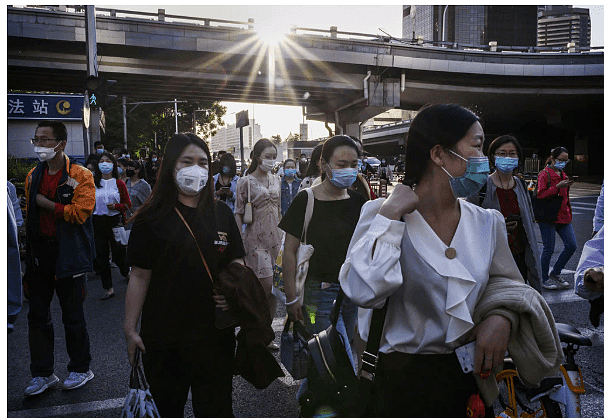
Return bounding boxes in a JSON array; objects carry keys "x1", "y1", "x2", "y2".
[
  {"x1": 330, "y1": 26, "x2": 337, "y2": 39},
  {"x1": 158, "y1": 9, "x2": 165, "y2": 22},
  {"x1": 344, "y1": 123, "x2": 361, "y2": 139},
  {"x1": 489, "y1": 41, "x2": 497, "y2": 52}
]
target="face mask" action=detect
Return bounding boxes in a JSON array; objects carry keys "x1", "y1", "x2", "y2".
[
  {"x1": 494, "y1": 156, "x2": 518, "y2": 174},
  {"x1": 554, "y1": 160, "x2": 568, "y2": 170},
  {"x1": 126, "y1": 169, "x2": 135, "y2": 177},
  {"x1": 99, "y1": 162, "x2": 114, "y2": 174},
  {"x1": 260, "y1": 159, "x2": 275, "y2": 173},
  {"x1": 33, "y1": 143, "x2": 61, "y2": 162},
  {"x1": 175, "y1": 165, "x2": 208, "y2": 196},
  {"x1": 284, "y1": 169, "x2": 296, "y2": 177},
  {"x1": 222, "y1": 166, "x2": 231, "y2": 175},
  {"x1": 152, "y1": 158, "x2": 157, "y2": 163},
  {"x1": 441, "y1": 150, "x2": 490, "y2": 198},
  {"x1": 125, "y1": 154, "x2": 130, "y2": 159},
  {"x1": 327, "y1": 165, "x2": 358, "y2": 189},
  {"x1": 117, "y1": 167, "x2": 124, "y2": 175},
  {"x1": 96, "y1": 148, "x2": 104, "y2": 154}
]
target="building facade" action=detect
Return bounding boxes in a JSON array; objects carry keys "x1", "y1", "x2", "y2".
[
  {"x1": 538, "y1": 6, "x2": 591, "y2": 48},
  {"x1": 209, "y1": 119, "x2": 262, "y2": 162},
  {"x1": 402, "y1": 5, "x2": 537, "y2": 46}
]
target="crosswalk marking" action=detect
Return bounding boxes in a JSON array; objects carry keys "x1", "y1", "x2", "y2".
[{"x1": 7, "y1": 398, "x2": 125, "y2": 418}]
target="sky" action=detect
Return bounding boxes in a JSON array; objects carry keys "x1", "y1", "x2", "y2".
[{"x1": 105, "y1": 3, "x2": 604, "y2": 140}]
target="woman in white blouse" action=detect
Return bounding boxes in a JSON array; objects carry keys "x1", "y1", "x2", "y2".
[{"x1": 340, "y1": 104, "x2": 523, "y2": 417}]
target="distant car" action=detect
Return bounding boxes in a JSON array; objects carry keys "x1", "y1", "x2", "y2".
[{"x1": 365, "y1": 157, "x2": 381, "y2": 170}]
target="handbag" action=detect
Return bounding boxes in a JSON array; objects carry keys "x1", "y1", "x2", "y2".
[
  {"x1": 295, "y1": 188, "x2": 315, "y2": 306},
  {"x1": 532, "y1": 169, "x2": 564, "y2": 223},
  {"x1": 243, "y1": 176, "x2": 253, "y2": 224},
  {"x1": 174, "y1": 207, "x2": 239, "y2": 329},
  {"x1": 299, "y1": 292, "x2": 390, "y2": 418},
  {"x1": 280, "y1": 317, "x2": 312, "y2": 380},
  {"x1": 120, "y1": 348, "x2": 161, "y2": 418},
  {"x1": 112, "y1": 214, "x2": 130, "y2": 246}
]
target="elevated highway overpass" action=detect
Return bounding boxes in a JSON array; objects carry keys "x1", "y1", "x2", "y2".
[{"x1": 7, "y1": 6, "x2": 604, "y2": 173}]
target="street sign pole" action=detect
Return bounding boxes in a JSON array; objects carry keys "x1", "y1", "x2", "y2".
[
  {"x1": 85, "y1": 5, "x2": 100, "y2": 156},
  {"x1": 123, "y1": 96, "x2": 127, "y2": 150},
  {"x1": 236, "y1": 110, "x2": 250, "y2": 171}
]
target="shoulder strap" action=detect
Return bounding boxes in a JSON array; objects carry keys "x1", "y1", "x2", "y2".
[
  {"x1": 300, "y1": 188, "x2": 315, "y2": 244},
  {"x1": 247, "y1": 175, "x2": 251, "y2": 204},
  {"x1": 174, "y1": 207, "x2": 214, "y2": 285},
  {"x1": 478, "y1": 182, "x2": 488, "y2": 207}
]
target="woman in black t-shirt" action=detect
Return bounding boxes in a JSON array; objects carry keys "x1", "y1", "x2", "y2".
[
  {"x1": 279, "y1": 135, "x2": 366, "y2": 346},
  {"x1": 124, "y1": 133, "x2": 245, "y2": 418}
]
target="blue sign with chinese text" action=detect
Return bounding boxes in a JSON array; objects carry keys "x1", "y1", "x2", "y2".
[{"x1": 8, "y1": 93, "x2": 84, "y2": 120}]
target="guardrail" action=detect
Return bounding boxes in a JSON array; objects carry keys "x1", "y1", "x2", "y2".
[{"x1": 362, "y1": 120, "x2": 412, "y2": 132}]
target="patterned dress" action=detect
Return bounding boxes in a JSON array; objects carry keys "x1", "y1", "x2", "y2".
[{"x1": 235, "y1": 174, "x2": 283, "y2": 279}]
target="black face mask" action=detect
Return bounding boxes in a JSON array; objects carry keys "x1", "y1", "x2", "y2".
[{"x1": 126, "y1": 169, "x2": 135, "y2": 177}]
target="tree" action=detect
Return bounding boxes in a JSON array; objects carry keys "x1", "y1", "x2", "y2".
[
  {"x1": 101, "y1": 98, "x2": 226, "y2": 155},
  {"x1": 271, "y1": 134, "x2": 282, "y2": 144}
]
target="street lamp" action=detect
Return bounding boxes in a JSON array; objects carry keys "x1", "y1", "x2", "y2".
[{"x1": 442, "y1": 5, "x2": 449, "y2": 43}]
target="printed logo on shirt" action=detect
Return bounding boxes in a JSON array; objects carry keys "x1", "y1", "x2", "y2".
[{"x1": 215, "y1": 231, "x2": 229, "y2": 253}]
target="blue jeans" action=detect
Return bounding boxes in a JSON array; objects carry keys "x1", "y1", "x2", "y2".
[
  {"x1": 538, "y1": 222, "x2": 577, "y2": 281},
  {"x1": 297, "y1": 281, "x2": 358, "y2": 399}
]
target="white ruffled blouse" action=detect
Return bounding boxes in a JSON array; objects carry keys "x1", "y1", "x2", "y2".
[{"x1": 339, "y1": 198, "x2": 523, "y2": 354}]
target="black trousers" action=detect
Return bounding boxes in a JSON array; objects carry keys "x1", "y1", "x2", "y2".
[
  {"x1": 142, "y1": 332, "x2": 236, "y2": 418},
  {"x1": 363, "y1": 352, "x2": 495, "y2": 418},
  {"x1": 27, "y1": 239, "x2": 91, "y2": 377},
  {"x1": 93, "y1": 215, "x2": 126, "y2": 289}
]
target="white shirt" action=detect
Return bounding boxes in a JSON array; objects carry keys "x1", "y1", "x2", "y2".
[
  {"x1": 94, "y1": 178, "x2": 121, "y2": 216},
  {"x1": 339, "y1": 198, "x2": 523, "y2": 354}
]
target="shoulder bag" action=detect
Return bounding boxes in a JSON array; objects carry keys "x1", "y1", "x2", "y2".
[
  {"x1": 243, "y1": 176, "x2": 253, "y2": 224},
  {"x1": 295, "y1": 188, "x2": 315, "y2": 306},
  {"x1": 299, "y1": 290, "x2": 389, "y2": 418},
  {"x1": 174, "y1": 207, "x2": 239, "y2": 329},
  {"x1": 532, "y1": 169, "x2": 564, "y2": 223}
]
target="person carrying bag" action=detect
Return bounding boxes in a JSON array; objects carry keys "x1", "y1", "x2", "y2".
[{"x1": 121, "y1": 348, "x2": 161, "y2": 418}]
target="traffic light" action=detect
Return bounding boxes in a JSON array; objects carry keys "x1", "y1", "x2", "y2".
[{"x1": 85, "y1": 76, "x2": 117, "y2": 108}]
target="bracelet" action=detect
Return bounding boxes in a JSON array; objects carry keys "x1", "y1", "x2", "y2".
[{"x1": 284, "y1": 296, "x2": 299, "y2": 306}]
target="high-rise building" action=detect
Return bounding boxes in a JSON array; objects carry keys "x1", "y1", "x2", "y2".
[
  {"x1": 209, "y1": 119, "x2": 261, "y2": 162},
  {"x1": 402, "y1": 5, "x2": 537, "y2": 46},
  {"x1": 538, "y1": 6, "x2": 591, "y2": 48}
]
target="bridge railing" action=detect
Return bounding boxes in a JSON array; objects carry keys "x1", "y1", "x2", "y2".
[
  {"x1": 362, "y1": 120, "x2": 412, "y2": 132},
  {"x1": 22, "y1": 5, "x2": 254, "y2": 30}
]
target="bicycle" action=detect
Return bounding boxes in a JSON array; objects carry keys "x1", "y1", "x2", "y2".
[{"x1": 495, "y1": 323, "x2": 592, "y2": 418}]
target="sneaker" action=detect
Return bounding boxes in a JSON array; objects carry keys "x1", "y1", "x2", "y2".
[
  {"x1": 24, "y1": 374, "x2": 59, "y2": 396},
  {"x1": 549, "y1": 273, "x2": 570, "y2": 289},
  {"x1": 100, "y1": 288, "x2": 115, "y2": 300},
  {"x1": 63, "y1": 370, "x2": 94, "y2": 390},
  {"x1": 542, "y1": 279, "x2": 562, "y2": 290}
]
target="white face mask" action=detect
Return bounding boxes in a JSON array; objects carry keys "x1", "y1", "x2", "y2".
[
  {"x1": 33, "y1": 143, "x2": 61, "y2": 162},
  {"x1": 174, "y1": 165, "x2": 208, "y2": 196},
  {"x1": 260, "y1": 158, "x2": 275, "y2": 173}
]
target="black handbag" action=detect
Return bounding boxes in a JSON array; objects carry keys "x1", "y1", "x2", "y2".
[
  {"x1": 532, "y1": 169, "x2": 564, "y2": 223},
  {"x1": 280, "y1": 317, "x2": 312, "y2": 380},
  {"x1": 299, "y1": 290, "x2": 389, "y2": 418}
]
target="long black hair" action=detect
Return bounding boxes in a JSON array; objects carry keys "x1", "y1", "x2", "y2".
[
  {"x1": 304, "y1": 144, "x2": 324, "y2": 179},
  {"x1": 218, "y1": 153, "x2": 237, "y2": 178},
  {"x1": 94, "y1": 151, "x2": 119, "y2": 188},
  {"x1": 130, "y1": 133, "x2": 215, "y2": 225},
  {"x1": 404, "y1": 104, "x2": 480, "y2": 187},
  {"x1": 246, "y1": 138, "x2": 277, "y2": 175}
]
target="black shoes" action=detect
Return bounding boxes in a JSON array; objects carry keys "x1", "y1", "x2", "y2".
[{"x1": 588, "y1": 295, "x2": 604, "y2": 328}]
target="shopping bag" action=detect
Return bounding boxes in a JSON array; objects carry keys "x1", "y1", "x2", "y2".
[
  {"x1": 280, "y1": 317, "x2": 312, "y2": 380},
  {"x1": 120, "y1": 349, "x2": 161, "y2": 418},
  {"x1": 113, "y1": 226, "x2": 130, "y2": 246}
]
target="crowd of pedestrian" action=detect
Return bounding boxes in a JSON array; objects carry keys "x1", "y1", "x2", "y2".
[{"x1": 10, "y1": 111, "x2": 604, "y2": 417}]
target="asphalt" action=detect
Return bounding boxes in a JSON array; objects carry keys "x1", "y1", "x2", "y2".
[{"x1": 5, "y1": 181, "x2": 604, "y2": 418}]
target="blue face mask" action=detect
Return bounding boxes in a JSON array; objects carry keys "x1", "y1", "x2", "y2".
[
  {"x1": 284, "y1": 168, "x2": 297, "y2": 177},
  {"x1": 494, "y1": 156, "x2": 518, "y2": 174},
  {"x1": 327, "y1": 165, "x2": 358, "y2": 189},
  {"x1": 99, "y1": 162, "x2": 114, "y2": 174},
  {"x1": 117, "y1": 167, "x2": 124, "y2": 175},
  {"x1": 96, "y1": 148, "x2": 104, "y2": 154},
  {"x1": 222, "y1": 166, "x2": 231, "y2": 175},
  {"x1": 554, "y1": 160, "x2": 568, "y2": 170},
  {"x1": 442, "y1": 150, "x2": 490, "y2": 198}
]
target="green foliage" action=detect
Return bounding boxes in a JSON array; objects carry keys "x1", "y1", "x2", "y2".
[
  {"x1": 7, "y1": 155, "x2": 36, "y2": 183},
  {"x1": 101, "y1": 99, "x2": 227, "y2": 155},
  {"x1": 271, "y1": 134, "x2": 282, "y2": 144}
]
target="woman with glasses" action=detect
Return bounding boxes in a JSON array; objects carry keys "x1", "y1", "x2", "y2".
[
  {"x1": 536, "y1": 146, "x2": 577, "y2": 290},
  {"x1": 467, "y1": 135, "x2": 542, "y2": 292}
]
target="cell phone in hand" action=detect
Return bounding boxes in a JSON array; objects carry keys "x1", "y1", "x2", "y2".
[{"x1": 455, "y1": 341, "x2": 476, "y2": 373}]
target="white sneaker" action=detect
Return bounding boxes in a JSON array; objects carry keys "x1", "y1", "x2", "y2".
[
  {"x1": 542, "y1": 279, "x2": 562, "y2": 290},
  {"x1": 549, "y1": 273, "x2": 570, "y2": 289},
  {"x1": 24, "y1": 374, "x2": 59, "y2": 396},
  {"x1": 63, "y1": 370, "x2": 94, "y2": 390}
]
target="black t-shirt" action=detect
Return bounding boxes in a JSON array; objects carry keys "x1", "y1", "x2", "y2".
[
  {"x1": 127, "y1": 200, "x2": 246, "y2": 349},
  {"x1": 278, "y1": 189, "x2": 366, "y2": 283}
]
